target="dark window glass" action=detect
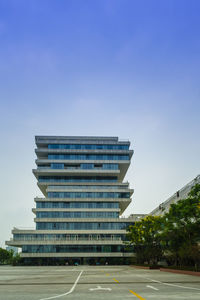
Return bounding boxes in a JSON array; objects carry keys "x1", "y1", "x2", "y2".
[
  {"x1": 47, "y1": 191, "x2": 130, "y2": 199},
  {"x1": 36, "y1": 222, "x2": 131, "y2": 230},
  {"x1": 36, "y1": 212, "x2": 119, "y2": 218},
  {"x1": 48, "y1": 144, "x2": 129, "y2": 150},
  {"x1": 48, "y1": 154, "x2": 129, "y2": 160},
  {"x1": 38, "y1": 176, "x2": 117, "y2": 182},
  {"x1": 51, "y1": 163, "x2": 64, "y2": 169}
]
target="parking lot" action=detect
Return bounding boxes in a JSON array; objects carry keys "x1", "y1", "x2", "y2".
[{"x1": 0, "y1": 265, "x2": 200, "y2": 300}]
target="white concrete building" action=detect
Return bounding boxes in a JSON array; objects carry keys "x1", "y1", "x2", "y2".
[
  {"x1": 150, "y1": 175, "x2": 200, "y2": 216},
  {"x1": 6, "y1": 136, "x2": 135, "y2": 264}
]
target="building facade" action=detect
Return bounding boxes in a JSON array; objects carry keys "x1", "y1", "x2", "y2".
[{"x1": 6, "y1": 136, "x2": 135, "y2": 264}]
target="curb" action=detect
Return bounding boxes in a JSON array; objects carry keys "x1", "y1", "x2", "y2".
[
  {"x1": 160, "y1": 268, "x2": 200, "y2": 277},
  {"x1": 130, "y1": 265, "x2": 153, "y2": 270}
]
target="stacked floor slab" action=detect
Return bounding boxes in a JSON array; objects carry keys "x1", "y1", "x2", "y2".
[{"x1": 6, "y1": 136, "x2": 135, "y2": 264}]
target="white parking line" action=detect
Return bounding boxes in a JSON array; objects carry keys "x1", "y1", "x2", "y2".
[
  {"x1": 146, "y1": 285, "x2": 159, "y2": 291},
  {"x1": 137, "y1": 275, "x2": 200, "y2": 291},
  {"x1": 39, "y1": 270, "x2": 83, "y2": 300}
]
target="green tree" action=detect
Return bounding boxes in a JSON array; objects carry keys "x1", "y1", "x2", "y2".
[
  {"x1": 126, "y1": 215, "x2": 163, "y2": 265},
  {"x1": 12, "y1": 253, "x2": 22, "y2": 266},
  {"x1": 126, "y1": 183, "x2": 200, "y2": 269},
  {"x1": 0, "y1": 248, "x2": 14, "y2": 264},
  {"x1": 161, "y1": 184, "x2": 200, "y2": 268}
]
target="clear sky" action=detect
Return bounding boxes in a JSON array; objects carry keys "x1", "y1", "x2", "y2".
[{"x1": 0, "y1": 0, "x2": 200, "y2": 247}]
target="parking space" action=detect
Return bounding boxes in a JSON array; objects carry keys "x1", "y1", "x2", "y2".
[{"x1": 0, "y1": 265, "x2": 200, "y2": 300}]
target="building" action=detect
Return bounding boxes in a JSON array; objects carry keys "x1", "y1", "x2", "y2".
[
  {"x1": 149, "y1": 175, "x2": 200, "y2": 216},
  {"x1": 6, "y1": 136, "x2": 135, "y2": 264}
]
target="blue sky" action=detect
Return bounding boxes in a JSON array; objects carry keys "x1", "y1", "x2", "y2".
[{"x1": 0, "y1": 0, "x2": 200, "y2": 247}]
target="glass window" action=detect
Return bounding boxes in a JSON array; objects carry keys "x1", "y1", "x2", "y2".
[
  {"x1": 38, "y1": 176, "x2": 117, "y2": 182},
  {"x1": 36, "y1": 222, "x2": 131, "y2": 230},
  {"x1": 22, "y1": 244, "x2": 128, "y2": 253},
  {"x1": 81, "y1": 164, "x2": 94, "y2": 169},
  {"x1": 51, "y1": 163, "x2": 64, "y2": 169},
  {"x1": 36, "y1": 211, "x2": 119, "y2": 218},
  {"x1": 47, "y1": 191, "x2": 130, "y2": 199},
  {"x1": 48, "y1": 144, "x2": 129, "y2": 150},
  {"x1": 36, "y1": 201, "x2": 119, "y2": 209},
  {"x1": 48, "y1": 154, "x2": 129, "y2": 160}
]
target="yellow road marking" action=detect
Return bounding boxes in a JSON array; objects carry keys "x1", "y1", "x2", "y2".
[
  {"x1": 113, "y1": 278, "x2": 119, "y2": 283},
  {"x1": 129, "y1": 289, "x2": 146, "y2": 300}
]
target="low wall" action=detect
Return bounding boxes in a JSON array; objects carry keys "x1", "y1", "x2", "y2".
[
  {"x1": 160, "y1": 268, "x2": 200, "y2": 277},
  {"x1": 130, "y1": 265, "x2": 151, "y2": 269}
]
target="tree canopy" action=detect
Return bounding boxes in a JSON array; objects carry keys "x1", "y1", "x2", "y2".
[
  {"x1": 126, "y1": 183, "x2": 200, "y2": 268},
  {"x1": 127, "y1": 215, "x2": 163, "y2": 265},
  {"x1": 0, "y1": 248, "x2": 13, "y2": 264}
]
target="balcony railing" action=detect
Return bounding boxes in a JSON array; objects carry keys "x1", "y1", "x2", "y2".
[
  {"x1": 37, "y1": 166, "x2": 119, "y2": 170},
  {"x1": 47, "y1": 185, "x2": 129, "y2": 190},
  {"x1": 12, "y1": 236, "x2": 122, "y2": 242}
]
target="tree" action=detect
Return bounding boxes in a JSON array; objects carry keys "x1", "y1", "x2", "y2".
[
  {"x1": 126, "y1": 184, "x2": 200, "y2": 269},
  {"x1": 12, "y1": 253, "x2": 22, "y2": 266},
  {"x1": 126, "y1": 215, "x2": 163, "y2": 265},
  {"x1": 0, "y1": 248, "x2": 13, "y2": 264},
  {"x1": 161, "y1": 184, "x2": 200, "y2": 267}
]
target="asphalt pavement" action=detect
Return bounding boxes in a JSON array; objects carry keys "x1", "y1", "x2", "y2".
[{"x1": 0, "y1": 265, "x2": 200, "y2": 300}]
